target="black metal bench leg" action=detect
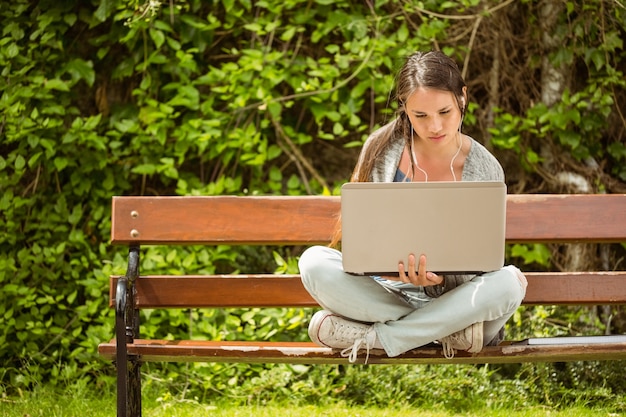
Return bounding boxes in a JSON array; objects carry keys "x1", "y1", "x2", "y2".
[
  {"x1": 116, "y1": 246, "x2": 142, "y2": 417},
  {"x1": 116, "y1": 313, "x2": 142, "y2": 416},
  {"x1": 116, "y1": 277, "x2": 130, "y2": 417},
  {"x1": 128, "y1": 356, "x2": 142, "y2": 416}
]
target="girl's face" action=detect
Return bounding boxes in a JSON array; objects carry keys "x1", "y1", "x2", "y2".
[{"x1": 404, "y1": 87, "x2": 466, "y2": 149}]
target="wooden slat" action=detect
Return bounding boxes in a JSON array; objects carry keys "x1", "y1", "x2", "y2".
[
  {"x1": 111, "y1": 194, "x2": 626, "y2": 245},
  {"x1": 111, "y1": 196, "x2": 340, "y2": 245},
  {"x1": 97, "y1": 338, "x2": 626, "y2": 364},
  {"x1": 109, "y1": 272, "x2": 626, "y2": 308},
  {"x1": 110, "y1": 275, "x2": 313, "y2": 308},
  {"x1": 506, "y1": 194, "x2": 626, "y2": 243},
  {"x1": 522, "y1": 272, "x2": 626, "y2": 305}
]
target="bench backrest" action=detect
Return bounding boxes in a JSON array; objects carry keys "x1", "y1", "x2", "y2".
[
  {"x1": 109, "y1": 194, "x2": 626, "y2": 308},
  {"x1": 111, "y1": 195, "x2": 626, "y2": 245}
]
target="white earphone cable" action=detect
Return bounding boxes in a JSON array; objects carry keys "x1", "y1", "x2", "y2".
[{"x1": 410, "y1": 129, "x2": 462, "y2": 182}]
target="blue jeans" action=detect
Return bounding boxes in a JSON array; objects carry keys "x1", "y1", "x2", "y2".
[{"x1": 299, "y1": 245, "x2": 526, "y2": 357}]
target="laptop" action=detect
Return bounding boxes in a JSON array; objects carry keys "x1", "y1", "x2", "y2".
[{"x1": 340, "y1": 181, "x2": 507, "y2": 276}]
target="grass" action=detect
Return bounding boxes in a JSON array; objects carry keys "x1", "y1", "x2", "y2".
[
  {"x1": 120, "y1": 404, "x2": 625, "y2": 417},
  {"x1": 1, "y1": 386, "x2": 623, "y2": 417},
  {"x1": 3, "y1": 362, "x2": 626, "y2": 417}
]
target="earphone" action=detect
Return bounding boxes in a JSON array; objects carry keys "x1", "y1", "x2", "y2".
[{"x1": 459, "y1": 96, "x2": 466, "y2": 132}]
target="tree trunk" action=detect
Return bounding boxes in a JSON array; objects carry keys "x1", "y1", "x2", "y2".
[{"x1": 539, "y1": 0, "x2": 595, "y2": 274}]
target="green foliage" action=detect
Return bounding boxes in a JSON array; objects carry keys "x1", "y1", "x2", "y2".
[
  {"x1": 0, "y1": 0, "x2": 451, "y2": 389},
  {"x1": 1, "y1": 0, "x2": 625, "y2": 403},
  {"x1": 133, "y1": 361, "x2": 626, "y2": 412},
  {"x1": 488, "y1": 1, "x2": 626, "y2": 183},
  {"x1": 508, "y1": 244, "x2": 552, "y2": 269}
]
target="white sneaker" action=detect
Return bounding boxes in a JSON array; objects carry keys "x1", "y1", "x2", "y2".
[
  {"x1": 308, "y1": 310, "x2": 381, "y2": 363},
  {"x1": 440, "y1": 322, "x2": 484, "y2": 359}
]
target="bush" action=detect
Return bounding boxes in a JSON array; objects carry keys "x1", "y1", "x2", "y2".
[{"x1": 1, "y1": 0, "x2": 625, "y2": 400}]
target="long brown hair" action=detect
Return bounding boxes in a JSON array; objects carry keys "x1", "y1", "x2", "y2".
[{"x1": 330, "y1": 50, "x2": 467, "y2": 247}]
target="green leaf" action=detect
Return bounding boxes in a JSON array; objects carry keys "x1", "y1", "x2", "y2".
[
  {"x1": 44, "y1": 79, "x2": 70, "y2": 91},
  {"x1": 608, "y1": 142, "x2": 626, "y2": 160},
  {"x1": 66, "y1": 59, "x2": 96, "y2": 86},
  {"x1": 526, "y1": 150, "x2": 540, "y2": 164},
  {"x1": 6, "y1": 43, "x2": 19, "y2": 58},
  {"x1": 559, "y1": 131, "x2": 581, "y2": 149},
  {"x1": 14, "y1": 155, "x2": 26, "y2": 170},
  {"x1": 269, "y1": 166, "x2": 282, "y2": 182},
  {"x1": 149, "y1": 29, "x2": 165, "y2": 48},
  {"x1": 166, "y1": 37, "x2": 181, "y2": 51},
  {"x1": 132, "y1": 164, "x2": 157, "y2": 175},
  {"x1": 287, "y1": 174, "x2": 300, "y2": 189},
  {"x1": 244, "y1": 23, "x2": 263, "y2": 33},
  {"x1": 511, "y1": 244, "x2": 551, "y2": 267},
  {"x1": 64, "y1": 13, "x2": 77, "y2": 26},
  {"x1": 280, "y1": 26, "x2": 296, "y2": 41},
  {"x1": 113, "y1": 119, "x2": 138, "y2": 133},
  {"x1": 267, "y1": 101, "x2": 282, "y2": 118},
  {"x1": 68, "y1": 204, "x2": 83, "y2": 226},
  {"x1": 267, "y1": 144, "x2": 281, "y2": 160},
  {"x1": 94, "y1": 0, "x2": 115, "y2": 22},
  {"x1": 54, "y1": 157, "x2": 68, "y2": 171},
  {"x1": 27, "y1": 149, "x2": 43, "y2": 167}
]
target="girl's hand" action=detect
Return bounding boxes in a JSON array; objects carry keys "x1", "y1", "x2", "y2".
[{"x1": 385, "y1": 254, "x2": 443, "y2": 287}]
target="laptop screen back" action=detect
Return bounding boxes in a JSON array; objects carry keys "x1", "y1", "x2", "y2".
[{"x1": 340, "y1": 181, "x2": 507, "y2": 276}]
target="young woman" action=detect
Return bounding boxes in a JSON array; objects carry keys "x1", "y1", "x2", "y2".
[{"x1": 298, "y1": 51, "x2": 527, "y2": 363}]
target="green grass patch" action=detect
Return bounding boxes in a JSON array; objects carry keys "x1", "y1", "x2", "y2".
[
  {"x1": 2, "y1": 393, "x2": 624, "y2": 417},
  {"x1": 3, "y1": 361, "x2": 626, "y2": 416},
  {"x1": 1, "y1": 382, "x2": 625, "y2": 417}
]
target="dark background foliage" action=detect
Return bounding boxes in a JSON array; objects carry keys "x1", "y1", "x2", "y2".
[{"x1": 1, "y1": 0, "x2": 625, "y2": 405}]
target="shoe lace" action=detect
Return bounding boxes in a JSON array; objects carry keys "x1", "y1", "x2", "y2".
[
  {"x1": 441, "y1": 339, "x2": 456, "y2": 359},
  {"x1": 440, "y1": 323, "x2": 483, "y2": 359},
  {"x1": 334, "y1": 323, "x2": 375, "y2": 364},
  {"x1": 440, "y1": 331, "x2": 467, "y2": 359},
  {"x1": 340, "y1": 334, "x2": 372, "y2": 364}
]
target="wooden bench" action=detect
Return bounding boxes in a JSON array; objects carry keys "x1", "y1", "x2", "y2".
[{"x1": 98, "y1": 194, "x2": 626, "y2": 417}]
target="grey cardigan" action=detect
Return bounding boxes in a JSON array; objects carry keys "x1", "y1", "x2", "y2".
[{"x1": 362, "y1": 121, "x2": 505, "y2": 183}]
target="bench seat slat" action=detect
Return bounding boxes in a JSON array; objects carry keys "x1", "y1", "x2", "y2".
[
  {"x1": 109, "y1": 272, "x2": 626, "y2": 308},
  {"x1": 111, "y1": 194, "x2": 626, "y2": 245},
  {"x1": 97, "y1": 338, "x2": 626, "y2": 364}
]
